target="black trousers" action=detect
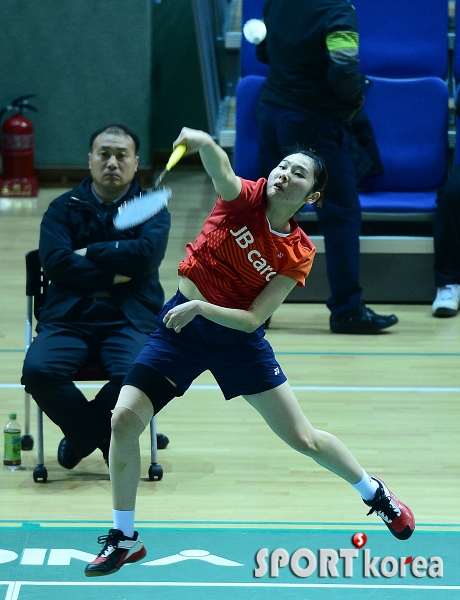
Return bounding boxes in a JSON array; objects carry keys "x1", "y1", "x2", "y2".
[
  {"x1": 257, "y1": 100, "x2": 363, "y2": 316},
  {"x1": 21, "y1": 298, "x2": 148, "y2": 458},
  {"x1": 433, "y1": 166, "x2": 460, "y2": 287}
]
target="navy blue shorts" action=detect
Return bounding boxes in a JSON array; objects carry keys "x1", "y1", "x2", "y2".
[{"x1": 133, "y1": 290, "x2": 287, "y2": 400}]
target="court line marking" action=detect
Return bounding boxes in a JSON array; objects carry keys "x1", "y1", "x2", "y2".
[
  {"x1": 3, "y1": 583, "x2": 14, "y2": 600},
  {"x1": 2, "y1": 383, "x2": 460, "y2": 393},
  {"x1": 2, "y1": 581, "x2": 460, "y2": 591},
  {"x1": 1, "y1": 520, "x2": 459, "y2": 531}
]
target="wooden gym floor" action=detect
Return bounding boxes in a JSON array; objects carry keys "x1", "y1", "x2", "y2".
[{"x1": 0, "y1": 166, "x2": 459, "y2": 597}]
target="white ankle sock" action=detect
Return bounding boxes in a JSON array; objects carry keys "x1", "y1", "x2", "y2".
[
  {"x1": 351, "y1": 470, "x2": 379, "y2": 501},
  {"x1": 113, "y1": 509, "x2": 135, "y2": 538}
]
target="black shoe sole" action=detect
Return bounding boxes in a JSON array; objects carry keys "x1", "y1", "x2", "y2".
[
  {"x1": 331, "y1": 314, "x2": 399, "y2": 334},
  {"x1": 84, "y1": 566, "x2": 119, "y2": 577},
  {"x1": 386, "y1": 523, "x2": 415, "y2": 541},
  {"x1": 330, "y1": 323, "x2": 396, "y2": 334},
  {"x1": 58, "y1": 457, "x2": 82, "y2": 469},
  {"x1": 433, "y1": 308, "x2": 457, "y2": 318}
]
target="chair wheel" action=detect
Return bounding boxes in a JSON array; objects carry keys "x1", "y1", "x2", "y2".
[
  {"x1": 21, "y1": 434, "x2": 34, "y2": 451},
  {"x1": 33, "y1": 466, "x2": 48, "y2": 483},
  {"x1": 148, "y1": 463, "x2": 163, "y2": 481},
  {"x1": 156, "y1": 433, "x2": 169, "y2": 450}
]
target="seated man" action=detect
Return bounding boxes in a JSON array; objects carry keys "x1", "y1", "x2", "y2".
[
  {"x1": 432, "y1": 165, "x2": 460, "y2": 317},
  {"x1": 22, "y1": 124, "x2": 171, "y2": 468}
]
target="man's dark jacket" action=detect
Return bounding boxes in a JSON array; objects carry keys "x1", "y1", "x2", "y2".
[
  {"x1": 256, "y1": 0, "x2": 366, "y2": 120},
  {"x1": 38, "y1": 176, "x2": 171, "y2": 333}
]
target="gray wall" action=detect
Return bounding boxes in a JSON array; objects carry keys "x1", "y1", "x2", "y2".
[
  {"x1": 0, "y1": 0, "x2": 207, "y2": 168},
  {"x1": 151, "y1": 0, "x2": 208, "y2": 151}
]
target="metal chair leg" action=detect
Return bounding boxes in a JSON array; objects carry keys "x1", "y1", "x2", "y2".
[
  {"x1": 21, "y1": 391, "x2": 34, "y2": 451},
  {"x1": 148, "y1": 416, "x2": 163, "y2": 481},
  {"x1": 33, "y1": 405, "x2": 47, "y2": 483},
  {"x1": 22, "y1": 295, "x2": 34, "y2": 451}
]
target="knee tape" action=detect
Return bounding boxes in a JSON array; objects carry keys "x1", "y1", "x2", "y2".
[
  {"x1": 116, "y1": 386, "x2": 153, "y2": 429},
  {"x1": 122, "y1": 362, "x2": 179, "y2": 416}
]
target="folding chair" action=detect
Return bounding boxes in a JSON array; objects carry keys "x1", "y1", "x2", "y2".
[{"x1": 22, "y1": 249, "x2": 166, "y2": 483}]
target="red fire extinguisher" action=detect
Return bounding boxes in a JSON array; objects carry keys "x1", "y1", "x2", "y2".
[{"x1": 0, "y1": 95, "x2": 38, "y2": 198}]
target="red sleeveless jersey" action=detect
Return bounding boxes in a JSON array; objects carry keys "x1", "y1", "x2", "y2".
[{"x1": 178, "y1": 178, "x2": 316, "y2": 310}]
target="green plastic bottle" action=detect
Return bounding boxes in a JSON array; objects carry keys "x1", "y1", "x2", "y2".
[{"x1": 3, "y1": 412, "x2": 21, "y2": 470}]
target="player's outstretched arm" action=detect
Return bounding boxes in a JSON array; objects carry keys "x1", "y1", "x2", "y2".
[{"x1": 173, "y1": 127, "x2": 242, "y2": 201}]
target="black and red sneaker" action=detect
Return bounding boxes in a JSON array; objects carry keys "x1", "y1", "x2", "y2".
[
  {"x1": 84, "y1": 528, "x2": 147, "y2": 577},
  {"x1": 364, "y1": 477, "x2": 415, "y2": 540}
]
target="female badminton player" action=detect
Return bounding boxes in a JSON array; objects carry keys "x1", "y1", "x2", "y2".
[{"x1": 85, "y1": 127, "x2": 414, "y2": 577}]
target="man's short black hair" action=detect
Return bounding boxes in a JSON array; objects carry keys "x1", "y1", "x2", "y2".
[{"x1": 89, "y1": 124, "x2": 140, "y2": 153}]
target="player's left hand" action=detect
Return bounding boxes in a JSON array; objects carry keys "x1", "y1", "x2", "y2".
[{"x1": 163, "y1": 300, "x2": 200, "y2": 333}]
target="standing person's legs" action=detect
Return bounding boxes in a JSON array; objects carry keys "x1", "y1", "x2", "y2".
[
  {"x1": 318, "y1": 139, "x2": 398, "y2": 329},
  {"x1": 312, "y1": 124, "x2": 362, "y2": 316},
  {"x1": 258, "y1": 101, "x2": 362, "y2": 315},
  {"x1": 258, "y1": 101, "x2": 398, "y2": 332},
  {"x1": 257, "y1": 101, "x2": 286, "y2": 177},
  {"x1": 243, "y1": 382, "x2": 415, "y2": 540},
  {"x1": 433, "y1": 167, "x2": 460, "y2": 287},
  {"x1": 432, "y1": 167, "x2": 460, "y2": 317}
]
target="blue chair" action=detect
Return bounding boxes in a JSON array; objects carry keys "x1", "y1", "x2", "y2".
[
  {"x1": 452, "y1": 3, "x2": 460, "y2": 83},
  {"x1": 455, "y1": 86, "x2": 460, "y2": 167},
  {"x1": 234, "y1": 75, "x2": 449, "y2": 217},
  {"x1": 241, "y1": 0, "x2": 449, "y2": 80},
  {"x1": 240, "y1": 0, "x2": 268, "y2": 77},
  {"x1": 358, "y1": 76, "x2": 449, "y2": 214},
  {"x1": 352, "y1": 0, "x2": 449, "y2": 79},
  {"x1": 234, "y1": 74, "x2": 265, "y2": 180}
]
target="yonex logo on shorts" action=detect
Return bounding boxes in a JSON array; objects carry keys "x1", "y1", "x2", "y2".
[{"x1": 230, "y1": 226, "x2": 277, "y2": 281}]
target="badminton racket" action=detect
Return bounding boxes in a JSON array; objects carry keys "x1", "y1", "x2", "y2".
[{"x1": 114, "y1": 144, "x2": 186, "y2": 230}]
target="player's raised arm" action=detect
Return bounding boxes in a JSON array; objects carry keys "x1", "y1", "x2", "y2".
[{"x1": 173, "y1": 127, "x2": 242, "y2": 201}]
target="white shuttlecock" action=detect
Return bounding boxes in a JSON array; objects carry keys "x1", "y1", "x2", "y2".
[{"x1": 243, "y1": 19, "x2": 267, "y2": 45}]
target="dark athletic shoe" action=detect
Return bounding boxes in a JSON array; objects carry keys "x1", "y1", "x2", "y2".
[
  {"x1": 330, "y1": 303, "x2": 398, "y2": 334},
  {"x1": 364, "y1": 477, "x2": 415, "y2": 540},
  {"x1": 84, "y1": 528, "x2": 147, "y2": 577},
  {"x1": 57, "y1": 438, "x2": 82, "y2": 470},
  {"x1": 156, "y1": 433, "x2": 169, "y2": 450}
]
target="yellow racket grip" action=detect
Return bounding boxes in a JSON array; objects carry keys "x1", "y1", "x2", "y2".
[{"x1": 166, "y1": 144, "x2": 187, "y2": 171}]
